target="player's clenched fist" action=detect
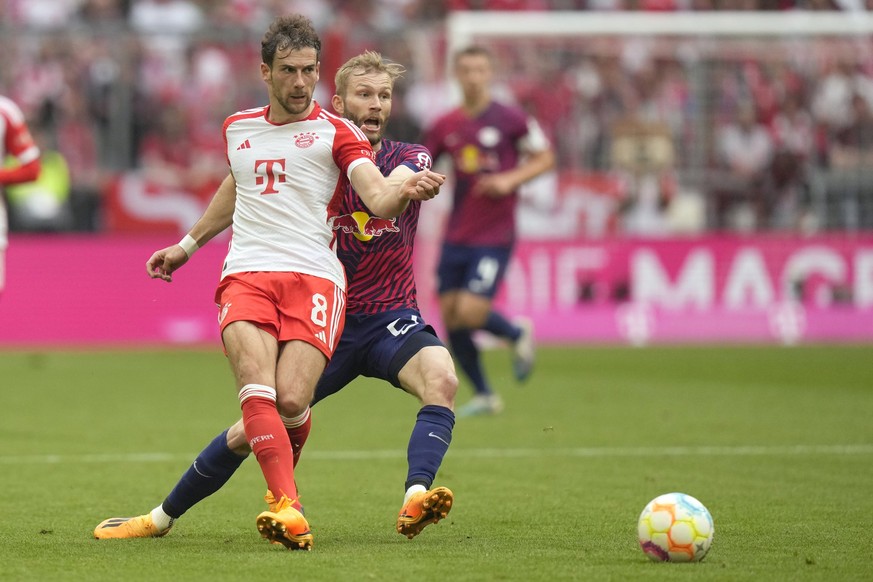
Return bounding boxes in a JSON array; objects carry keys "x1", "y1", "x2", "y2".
[{"x1": 404, "y1": 169, "x2": 445, "y2": 201}]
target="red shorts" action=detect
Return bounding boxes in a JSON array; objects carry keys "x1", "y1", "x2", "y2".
[{"x1": 215, "y1": 272, "x2": 346, "y2": 360}]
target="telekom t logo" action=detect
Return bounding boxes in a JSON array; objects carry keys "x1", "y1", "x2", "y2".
[{"x1": 254, "y1": 158, "x2": 286, "y2": 194}]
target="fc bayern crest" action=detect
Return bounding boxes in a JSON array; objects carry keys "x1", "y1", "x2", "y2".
[{"x1": 294, "y1": 132, "x2": 318, "y2": 148}]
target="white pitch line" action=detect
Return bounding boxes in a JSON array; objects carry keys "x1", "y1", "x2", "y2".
[{"x1": 1, "y1": 444, "x2": 871, "y2": 465}]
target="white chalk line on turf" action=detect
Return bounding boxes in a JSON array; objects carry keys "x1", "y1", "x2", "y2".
[{"x1": 2, "y1": 444, "x2": 872, "y2": 465}]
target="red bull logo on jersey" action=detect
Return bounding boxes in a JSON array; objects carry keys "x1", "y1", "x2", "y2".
[
  {"x1": 331, "y1": 211, "x2": 399, "y2": 242},
  {"x1": 294, "y1": 132, "x2": 319, "y2": 148},
  {"x1": 459, "y1": 144, "x2": 482, "y2": 173},
  {"x1": 458, "y1": 143, "x2": 498, "y2": 174}
]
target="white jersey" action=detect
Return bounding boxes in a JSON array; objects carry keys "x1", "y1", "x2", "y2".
[{"x1": 222, "y1": 102, "x2": 375, "y2": 290}]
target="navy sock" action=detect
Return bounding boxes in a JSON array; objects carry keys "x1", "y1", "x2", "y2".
[
  {"x1": 482, "y1": 310, "x2": 521, "y2": 342},
  {"x1": 448, "y1": 329, "x2": 490, "y2": 395},
  {"x1": 162, "y1": 429, "x2": 248, "y2": 518},
  {"x1": 405, "y1": 405, "x2": 455, "y2": 491}
]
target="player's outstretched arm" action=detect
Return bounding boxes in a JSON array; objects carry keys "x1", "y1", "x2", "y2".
[
  {"x1": 350, "y1": 163, "x2": 445, "y2": 218},
  {"x1": 146, "y1": 174, "x2": 237, "y2": 282}
]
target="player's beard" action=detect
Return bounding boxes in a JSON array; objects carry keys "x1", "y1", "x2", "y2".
[
  {"x1": 277, "y1": 92, "x2": 312, "y2": 116},
  {"x1": 347, "y1": 113, "x2": 385, "y2": 146},
  {"x1": 270, "y1": 77, "x2": 313, "y2": 117}
]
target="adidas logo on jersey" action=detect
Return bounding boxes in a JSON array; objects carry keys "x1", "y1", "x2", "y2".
[
  {"x1": 315, "y1": 330, "x2": 326, "y2": 344},
  {"x1": 237, "y1": 139, "x2": 252, "y2": 150}
]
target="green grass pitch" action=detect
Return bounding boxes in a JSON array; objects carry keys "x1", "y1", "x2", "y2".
[{"x1": 1, "y1": 345, "x2": 872, "y2": 581}]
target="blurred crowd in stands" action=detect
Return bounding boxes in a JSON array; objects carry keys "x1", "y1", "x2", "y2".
[{"x1": 2, "y1": 0, "x2": 873, "y2": 236}]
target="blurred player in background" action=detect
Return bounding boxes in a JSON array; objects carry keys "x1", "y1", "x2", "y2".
[
  {"x1": 123, "y1": 16, "x2": 441, "y2": 551},
  {"x1": 94, "y1": 51, "x2": 456, "y2": 544},
  {"x1": 423, "y1": 46, "x2": 555, "y2": 417},
  {"x1": 0, "y1": 95, "x2": 41, "y2": 295}
]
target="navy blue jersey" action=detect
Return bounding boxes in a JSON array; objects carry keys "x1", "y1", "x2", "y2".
[{"x1": 331, "y1": 139, "x2": 433, "y2": 315}]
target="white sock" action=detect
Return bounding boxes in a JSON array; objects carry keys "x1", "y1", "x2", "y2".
[
  {"x1": 403, "y1": 484, "x2": 427, "y2": 505},
  {"x1": 150, "y1": 505, "x2": 174, "y2": 531},
  {"x1": 279, "y1": 406, "x2": 311, "y2": 429}
]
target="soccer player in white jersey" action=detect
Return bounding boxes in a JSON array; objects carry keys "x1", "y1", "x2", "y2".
[
  {"x1": 0, "y1": 95, "x2": 41, "y2": 295},
  {"x1": 143, "y1": 14, "x2": 444, "y2": 551}
]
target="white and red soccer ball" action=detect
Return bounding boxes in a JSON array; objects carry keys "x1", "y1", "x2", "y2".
[{"x1": 637, "y1": 492, "x2": 714, "y2": 562}]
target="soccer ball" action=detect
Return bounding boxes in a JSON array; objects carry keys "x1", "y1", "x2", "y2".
[{"x1": 637, "y1": 492, "x2": 714, "y2": 562}]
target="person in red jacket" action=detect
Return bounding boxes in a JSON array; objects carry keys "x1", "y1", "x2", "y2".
[{"x1": 0, "y1": 95, "x2": 42, "y2": 294}]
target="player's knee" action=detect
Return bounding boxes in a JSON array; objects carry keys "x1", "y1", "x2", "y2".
[
  {"x1": 422, "y1": 366, "x2": 458, "y2": 408},
  {"x1": 444, "y1": 312, "x2": 475, "y2": 330},
  {"x1": 226, "y1": 421, "x2": 252, "y2": 454},
  {"x1": 441, "y1": 309, "x2": 461, "y2": 330},
  {"x1": 453, "y1": 304, "x2": 488, "y2": 329},
  {"x1": 274, "y1": 392, "x2": 309, "y2": 418},
  {"x1": 442, "y1": 368, "x2": 459, "y2": 405}
]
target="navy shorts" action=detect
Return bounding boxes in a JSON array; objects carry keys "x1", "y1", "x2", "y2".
[
  {"x1": 311, "y1": 308, "x2": 445, "y2": 406},
  {"x1": 436, "y1": 243, "x2": 513, "y2": 299}
]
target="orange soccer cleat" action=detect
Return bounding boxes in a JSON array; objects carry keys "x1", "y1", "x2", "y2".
[
  {"x1": 256, "y1": 495, "x2": 312, "y2": 551},
  {"x1": 93, "y1": 514, "x2": 172, "y2": 540},
  {"x1": 396, "y1": 486, "x2": 454, "y2": 539}
]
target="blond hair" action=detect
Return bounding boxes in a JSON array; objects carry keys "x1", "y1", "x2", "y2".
[{"x1": 334, "y1": 51, "x2": 405, "y2": 98}]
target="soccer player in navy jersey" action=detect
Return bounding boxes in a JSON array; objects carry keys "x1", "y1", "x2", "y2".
[
  {"x1": 423, "y1": 46, "x2": 555, "y2": 417},
  {"x1": 94, "y1": 51, "x2": 458, "y2": 544}
]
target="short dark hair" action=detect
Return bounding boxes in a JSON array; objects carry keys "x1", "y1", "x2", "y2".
[
  {"x1": 261, "y1": 14, "x2": 321, "y2": 66},
  {"x1": 453, "y1": 45, "x2": 493, "y2": 65}
]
